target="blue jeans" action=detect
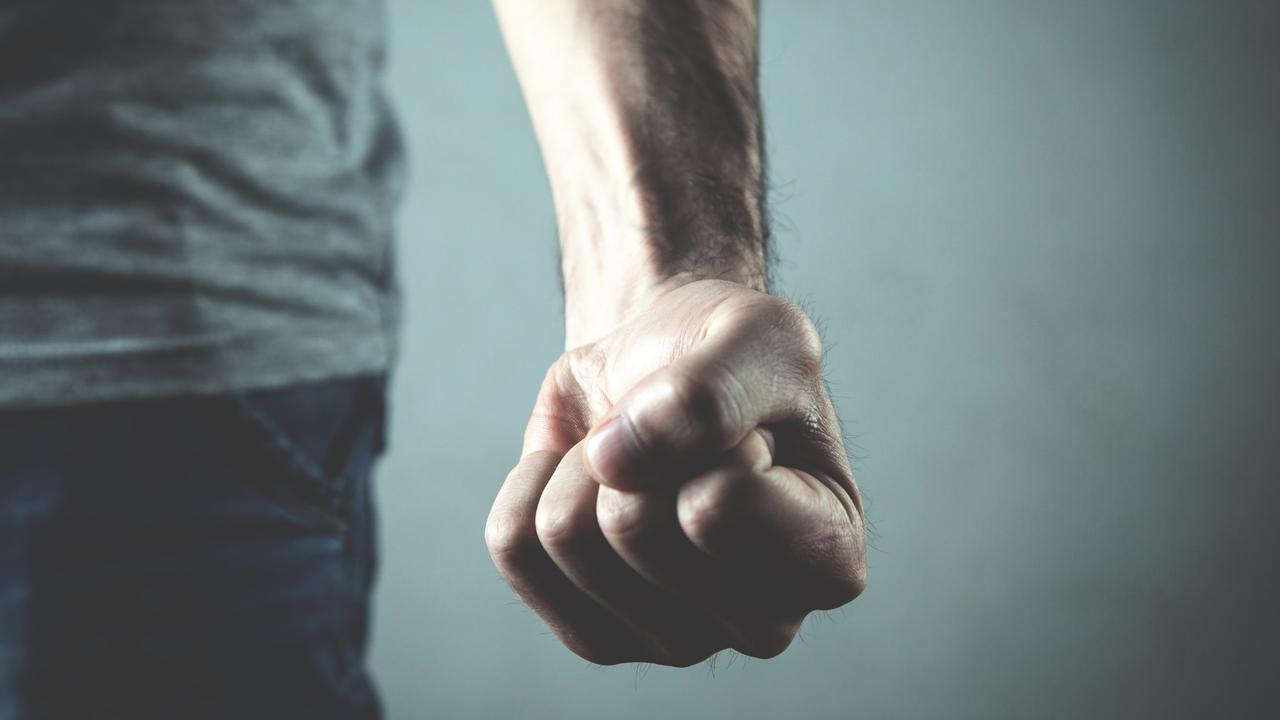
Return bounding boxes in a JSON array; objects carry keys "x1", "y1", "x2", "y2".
[{"x1": 0, "y1": 376, "x2": 387, "y2": 719}]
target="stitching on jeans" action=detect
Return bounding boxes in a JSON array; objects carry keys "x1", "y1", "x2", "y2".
[
  {"x1": 234, "y1": 396, "x2": 333, "y2": 491},
  {"x1": 228, "y1": 376, "x2": 385, "y2": 519}
]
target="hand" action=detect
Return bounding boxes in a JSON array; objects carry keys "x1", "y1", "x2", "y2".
[{"x1": 485, "y1": 279, "x2": 866, "y2": 666}]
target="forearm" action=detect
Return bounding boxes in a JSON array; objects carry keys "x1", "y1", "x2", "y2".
[{"x1": 493, "y1": 0, "x2": 769, "y2": 347}]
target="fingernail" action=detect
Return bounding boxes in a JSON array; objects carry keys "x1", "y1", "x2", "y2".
[{"x1": 586, "y1": 415, "x2": 639, "y2": 488}]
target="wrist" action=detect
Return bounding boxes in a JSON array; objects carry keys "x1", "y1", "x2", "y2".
[
  {"x1": 563, "y1": 266, "x2": 765, "y2": 350},
  {"x1": 556, "y1": 147, "x2": 768, "y2": 348}
]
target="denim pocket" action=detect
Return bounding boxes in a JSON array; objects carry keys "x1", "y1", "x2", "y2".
[{"x1": 228, "y1": 375, "x2": 387, "y2": 534}]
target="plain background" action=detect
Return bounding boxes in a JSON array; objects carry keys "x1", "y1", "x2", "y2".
[{"x1": 370, "y1": 1, "x2": 1279, "y2": 718}]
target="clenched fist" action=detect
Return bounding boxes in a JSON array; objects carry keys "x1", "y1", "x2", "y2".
[{"x1": 485, "y1": 280, "x2": 866, "y2": 666}]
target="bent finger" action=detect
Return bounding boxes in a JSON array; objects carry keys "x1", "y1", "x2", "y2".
[
  {"x1": 485, "y1": 449, "x2": 644, "y2": 664},
  {"x1": 676, "y1": 448, "x2": 867, "y2": 618},
  {"x1": 537, "y1": 443, "x2": 732, "y2": 666}
]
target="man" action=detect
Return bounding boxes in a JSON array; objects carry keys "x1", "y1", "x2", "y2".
[{"x1": 0, "y1": 0, "x2": 866, "y2": 717}]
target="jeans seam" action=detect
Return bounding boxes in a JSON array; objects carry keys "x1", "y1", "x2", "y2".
[
  {"x1": 228, "y1": 376, "x2": 387, "y2": 530},
  {"x1": 231, "y1": 395, "x2": 345, "y2": 514}
]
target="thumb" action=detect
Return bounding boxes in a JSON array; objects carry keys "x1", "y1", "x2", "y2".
[{"x1": 583, "y1": 298, "x2": 821, "y2": 491}]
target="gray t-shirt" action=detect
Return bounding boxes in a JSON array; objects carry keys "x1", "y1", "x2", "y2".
[{"x1": 0, "y1": 0, "x2": 405, "y2": 408}]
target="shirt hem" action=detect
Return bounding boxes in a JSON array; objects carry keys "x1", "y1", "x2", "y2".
[{"x1": 0, "y1": 326, "x2": 396, "y2": 411}]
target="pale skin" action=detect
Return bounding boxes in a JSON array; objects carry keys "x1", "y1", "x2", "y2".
[{"x1": 486, "y1": 0, "x2": 867, "y2": 666}]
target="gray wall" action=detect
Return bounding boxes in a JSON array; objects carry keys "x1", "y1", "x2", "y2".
[{"x1": 371, "y1": 1, "x2": 1279, "y2": 717}]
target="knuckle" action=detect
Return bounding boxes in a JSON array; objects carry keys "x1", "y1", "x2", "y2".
[
  {"x1": 816, "y1": 544, "x2": 869, "y2": 610},
  {"x1": 773, "y1": 299, "x2": 824, "y2": 375},
  {"x1": 675, "y1": 484, "x2": 718, "y2": 547},
  {"x1": 534, "y1": 497, "x2": 595, "y2": 552},
  {"x1": 661, "y1": 643, "x2": 724, "y2": 669},
  {"x1": 573, "y1": 640, "x2": 627, "y2": 666},
  {"x1": 644, "y1": 621, "x2": 731, "y2": 668},
  {"x1": 563, "y1": 343, "x2": 606, "y2": 383},
  {"x1": 483, "y1": 508, "x2": 536, "y2": 568},
  {"x1": 800, "y1": 513, "x2": 868, "y2": 610},
  {"x1": 737, "y1": 618, "x2": 802, "y2": 659},
  {"x1": 536, "y1": 356, "x2": 572, "y2": 404},
  {"x1": 594, "y1": 488, "x2": 648, "y2": 540},
  {"x1": 535, "y1": 350, "x2": 596, "y2": 415},
  {"x1": 843, "y1": 561, "x2": 869, "y2": 603},
  {"x1": 675, "y1": 470, "x2": 744, "y2": 547},
  {"x1": 666, "y1": 366, "x2": 742, "y2": 447},
  {"x1": 569, "y1": 643, "x2": 630, "y2": 667}
]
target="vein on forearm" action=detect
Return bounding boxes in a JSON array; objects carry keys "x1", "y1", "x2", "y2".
[
  {"x1": 495, "y1": 0, "x2": 774, "y2": 344},
  {"x1": 596, "y1": 0, "x2": 769, "y2": 290}
]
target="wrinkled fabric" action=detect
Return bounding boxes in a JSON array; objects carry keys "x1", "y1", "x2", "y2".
[{"x1": 0, "y1": 0, "x2": 405, "y2": 408}]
